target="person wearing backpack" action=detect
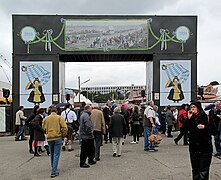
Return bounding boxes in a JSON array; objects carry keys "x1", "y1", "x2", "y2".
[
  {"x1": 174, "y1": 104, "x2": 189, "y2": 145},
  {"x1": 61, "y1": 103, "x2": 77, "y2": 151}
]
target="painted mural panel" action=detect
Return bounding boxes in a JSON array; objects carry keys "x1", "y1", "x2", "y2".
[
  {"x1": 20, "y1": 61, "x2": 52, "y2": 108},
  {"x1": 65, "y1": 19, "x2": 148, "y2": 51},
  {"x1": 160, "y1": 60, "x2": 191, "y2": 106}
]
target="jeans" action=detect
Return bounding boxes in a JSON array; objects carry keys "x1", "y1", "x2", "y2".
[
  {"x1": 48, "y1": 139, "x2": 62, "y2": 176},
  {"x1": 15, "y1": 125, "x2": 25, "y2": 140},
  {"x1": 144, "y1": 126, "x2": 155, "y2": 150},
  {"x1": 214, "y1": 133, "x2": 221, "y2": 154},
  {"x1": 94, "y1": 131, "x2": 102, "y2": 160},
  {"x1": 190, "y1": 152, "x2": 212, "y2": 180}
]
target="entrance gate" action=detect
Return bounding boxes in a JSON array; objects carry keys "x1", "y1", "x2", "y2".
[{"x1": 12, "y1": 15, "x2": 197, "y2": 118}]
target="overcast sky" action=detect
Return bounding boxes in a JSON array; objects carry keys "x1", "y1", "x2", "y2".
[{"x1": 0, "y1": 0, "x2": 221, "y2": 89}]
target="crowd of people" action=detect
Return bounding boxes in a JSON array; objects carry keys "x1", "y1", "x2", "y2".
[{"x1": 14, "y1": 100, "x2": 221, "y2": 179}]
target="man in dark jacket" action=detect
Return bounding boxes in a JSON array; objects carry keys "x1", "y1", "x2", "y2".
[
  {"x1": 79, "y1": 105, "x2": 96, "y2": 168},
  {"x1": 109, "y1": 106, "x2": 127, "y2": 157},
  {"x1": 103, "y1": 101, "x2": 113, "y2": 143}
]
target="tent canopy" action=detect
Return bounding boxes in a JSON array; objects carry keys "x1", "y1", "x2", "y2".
[{"x1": 74, "y1": 93, "x2": 92, "y2": 105}]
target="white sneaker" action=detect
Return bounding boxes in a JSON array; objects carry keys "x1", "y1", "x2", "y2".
[{"x1": 130, "y1": 141, "x2": 136, "y2": 144}]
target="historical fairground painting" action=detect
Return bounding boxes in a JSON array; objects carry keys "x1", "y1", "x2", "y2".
[
  {"x1": 20, "y1": 61, "x2": 52, "y2": 108},
  {"x1": 160, "y1": 60, "x2": 191, "y2": 106},
  {"x1": 65, "y1": 19, "x2": 148, "y2": 51}
]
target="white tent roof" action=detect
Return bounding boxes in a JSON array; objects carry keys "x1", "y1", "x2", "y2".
[
  {"x1": 0, "y1": 81, "x2": 12, "y2": 91},
  {"x1": 74, "y1": 93, "x2": 92, "y2": 104}
]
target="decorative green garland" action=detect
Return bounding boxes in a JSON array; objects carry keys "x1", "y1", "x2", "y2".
[{"x1": 19, "y1": 18, "x2": 190, "y2": 53}]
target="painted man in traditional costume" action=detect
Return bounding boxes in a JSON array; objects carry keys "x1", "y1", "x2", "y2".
[
  {"x1": 26, "y1": 77, "x2": 45, "y2": 105},
  {"x1": 165, "y1": 76, "x2": 184, "y2": 103}
]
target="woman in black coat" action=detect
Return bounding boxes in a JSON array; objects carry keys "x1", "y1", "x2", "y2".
[
  {"x1": 130, "y1": 106, "x2": 141, "y2": 143},
  {"x1": 33, "y1": 108, "x2": 46, "y2": 156},
  {"x1": 109, "y1": 107, "x2": 127, "y2": 157},
  {"x1": 183, "y1": 101, "x2": 217, "y2": 180},
  {"x1": 26, "y1": 105, "x2": 39, "y2": 154}
]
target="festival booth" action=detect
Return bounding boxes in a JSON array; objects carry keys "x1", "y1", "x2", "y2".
[
  {"x1": 74, "y1": 93, "x2": 92, "y2": 105},
  {"x1": 0, "y1": 105, "x2": 12, "y2": 135}
]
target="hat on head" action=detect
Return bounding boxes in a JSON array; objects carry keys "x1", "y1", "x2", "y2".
[{"x1": 190, "y1": 101, "x2": 203, "y2": 111}]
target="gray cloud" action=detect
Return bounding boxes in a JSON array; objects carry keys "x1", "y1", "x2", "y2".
[
  {"x1": 0, "y1": 0, "x2": 177, "y2": 15},
  {"x1": 1, "y1": 0, "x2": 221, "y2": 87}
]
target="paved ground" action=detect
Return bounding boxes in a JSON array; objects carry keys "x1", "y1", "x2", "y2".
[{"x1": 0, "y1": 132, "x2": 221, "y2": 180}]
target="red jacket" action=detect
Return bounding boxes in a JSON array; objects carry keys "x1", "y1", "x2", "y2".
[{"x1": 178, "y1": 109, "x2": 187, "y2": 127}]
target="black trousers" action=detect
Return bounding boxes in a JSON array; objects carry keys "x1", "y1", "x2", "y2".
[
  {"x1": 161, "y1": 122, "x2": 166, "y2": 134},
  {"x1": 167, "y1": 125, "x2": 173, "y2": 137},
  {"x1": 174, "y1": 127, "x2": 188, "y2": 145},
  {"x1": 104, "y1": 129, "x2": 112, "y2": 143},
  {"x1": 29, "y1": 133, "x2": 34, "y2": 150},
  {"x1": 80, "y1": 139, "x2": 95, "y2": 165},
  {"x1": 94, "y1": 131, "x2": 102, "y2": 160},
  {"x1": 190, "y1": 152, "x2": 212, "y2": 180},
  {"x1": 132, "y1": 125, "x2": 140, "y2": 142}
]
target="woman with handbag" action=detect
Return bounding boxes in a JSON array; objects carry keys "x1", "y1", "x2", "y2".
[
  {"x1": 26, "y1": 105, "x2": 39, "y2": 154},
  {"x1": 183, "y1": 101, "x2": 217, "y2": 180},
  {"x1": 32, "y1": 108, "x2": 50, "y2": 156}
]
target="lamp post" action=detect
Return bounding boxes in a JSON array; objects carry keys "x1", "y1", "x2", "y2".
[{"x1": 78, "y1": 76, "x2": 90, "y2": 102}]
